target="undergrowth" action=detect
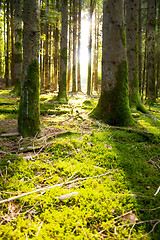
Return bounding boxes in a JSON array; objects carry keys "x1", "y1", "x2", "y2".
[{"x1": 0, "y1": 90, "x2": 159, "y2": 239}]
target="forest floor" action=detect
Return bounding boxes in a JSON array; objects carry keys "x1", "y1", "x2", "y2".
[{"x1": 0, "y1": 89, "x2": 160, "y2": 239}]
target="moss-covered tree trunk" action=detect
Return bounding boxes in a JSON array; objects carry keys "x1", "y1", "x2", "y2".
[
  {"x1": 90, "y1": 0, "x2": 133, "y2": 126},
  {"x1": 146, "y1": 0, "x2": 156, "y2": 105},
  {"x1": 18, "y1": 0, "x2": 40, "y2": 137},
  {"x1": 13, "y1": 0, "x2": 22, "y2": 96},
  {"x1": 126, "y1": 0, "x2": 147, "y2": 113},
  {"x1": 57, "y1": 0, "x2": 68, "y2": 102}
]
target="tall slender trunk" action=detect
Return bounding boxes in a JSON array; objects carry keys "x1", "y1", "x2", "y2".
[
  {"x1": 138, "y1": 0, "x2": 142, "y2": 95},
  {"x1": 40, "y1": 0, "x2": 45, "y2": 88},
  {"x1": 14, "y1": 0, "x2": 23, "y2": 96},
  {"x1": 72, "y1": 0, "x2": 77, "y2": 92},
  {"x1": 146, "y1": 0, "x2": 156, "y2": 105},
  {"x1": 126, "y1": 0, "x2": 147, "y2": 112},
  {"x1": 11, "y1": 0, "x2": 15, "y2": 86},
  {"x1": 5, "y1": 0, "x2": 9, "y2": 88},
  {"x1": 77, "y1": 0, "x2": 81, "y2": 92},
  {"x1": 87, "y1": 0, "x2": 93, "y2": 95},
  {"x1": 67, "y1": 0, "x2": 72, "y2": 92},
  {"x1": 44, "y1": 0, "x2": 49, "y2": 89},
  {"x1": 57, "y1": 0, "x2": 68, "y2": 102},
  {"x1": 93, "y1": 6, "x2": 99, "y2": 92},
  {"x1": 53, "y1": 0, "x2": 60, "y2": 91},
  {"x1": 156, "y1": 2, "x2": 160, "y2": 98}
]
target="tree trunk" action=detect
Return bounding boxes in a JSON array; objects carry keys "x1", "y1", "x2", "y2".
[
  {"x1": 93, "y1": 6, "x2": 99, "y2": 92},
  {"x1": 53, "y1": 0, "x2": 60, "y2": 91},
  {"x1": 146, "y1": 0, "x2": 156, "y2": 105},
  {"x1": 87, "y1": 0, "x2": 93, "y2": 96},
  {"x1": 77, "y1": 0, "x2": 81, "y2": 92},
  {"x1": 156, "y1": 1, "x2": 160, "y2": 98},
  {"x1": 10, "y1": 0, "x2": 15, "y2": 86},
  {"x1": 67, "y1": 0, "x2": 72, "y2": 92},
  {"x1": 44, "y1": 0, "x2": 49, "y2": 89},
  {"x1": 57, "y1": 0, "x2": 68, "y2": 102},
  {"x1": 90, "y1": 0, "x2": 133, "y2": 126},
  {"x1": 72, "y1": 0, "x2": 77, "y2": 92},
  {"x1": 138, "y1": 0, "x2": 142, "y2": 96},
  {"x1": 13, "y1": 0, "x2": 23, "y2": 96},
  {"x1": 126, "y1": 0, "x2": 147, "y2": 113},
  {"x1": 40, "y1": 0, "x2": 45, "y2": 88},
  {"x1": 5, "y1": 0, "x2": 9, "y2": 88},
  {"x1": 18, "y1": 0, "x2": 40, "y2": 137}
]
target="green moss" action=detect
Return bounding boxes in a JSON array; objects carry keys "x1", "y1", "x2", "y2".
[
  {"x1": 15, "y1": 42, "x2": 22, "y2": 51},
  {"x1": 120, "y1": 25, "x2": 126, "y2": 46},
  {"x1": 15, "y1": 53, "x2": 22, "y2": 63},
  {"x1": 17, "y1": 28, "x2": 23, "y2": 39},
  {"x1": 18, "y1": 60, "x2": 40, "y2": 137}
]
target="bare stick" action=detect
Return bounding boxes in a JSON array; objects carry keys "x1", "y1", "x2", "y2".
[
  {"x1": 0, "y1": 132, "x2": 20, "y2": 137},
  {"x1": 154, "y1": 186, "x2": 160, "y2": 196},
  {"x1": 0, "y1": 170, "x2": 116, "y2": 204},
  {"x1": 36, "y1": 222, "x2": 43, "y2": 236}
]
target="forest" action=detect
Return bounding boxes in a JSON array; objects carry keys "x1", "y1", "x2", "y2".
[{"x1": 0, "y1": 0, "x2": 160, "y2": 239}]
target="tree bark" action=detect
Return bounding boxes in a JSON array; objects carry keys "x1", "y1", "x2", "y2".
[
  {"x1": 90, "y1": 0, "x2": 133, "y2": 126},
  {"x1": 126, "y1": 0, "x2": 147, "y2": 112},
  {"x1": 53, "y1": 0, "x2": 60, "y2": 91},
  {"x1": 10, "y1": 0, "x2": 15, "y2": 86},
  {"x1": 72, "y1": 0, "x2": 77, "y2": 92},
  {"x1": 67, "y1": 0, "x2": 72, "y2": 92},
  {"x1": 18, "y1": 0, "x2": 40, "y2": 137},
  {"x1": 138, "y1": 0, "x2": 142, "y2": 95},
  {"x1": 87, "y1": 0, "x2": 94, "y2": 96},
  {"x1": 13, "y1": 0, "x2": 23, "y2": 96},
  {"x1": 77, "y1": 0, "x2": 81, "y2": 92},
  {"x1": 5, "y1": 0, "x2": 9, "y2": 88},
  {"x1": 44, "y1": 0, "x2": 49, "y2": 89},
  {"x1": 146, "y1": 0, "x2": 156, "y2": 105},
  {"x1": 57, "y1": 0, "x2": 68, "y2": 102}
]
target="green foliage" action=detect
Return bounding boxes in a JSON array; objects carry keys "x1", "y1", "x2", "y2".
[{"x1": 0, "y1": 90, "x2": 160, "y2": 239}]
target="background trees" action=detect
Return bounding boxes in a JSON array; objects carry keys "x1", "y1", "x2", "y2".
[{"x1": 0, "y1": 0, "x2": 159, "y2": 130}]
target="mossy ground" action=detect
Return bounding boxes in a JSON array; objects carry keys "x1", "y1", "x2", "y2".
[{"x1": 0, "y1": 89, "x2": 160, "y2": 239}]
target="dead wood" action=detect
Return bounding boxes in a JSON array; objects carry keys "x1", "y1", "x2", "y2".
[
  {"x1": 0, "y1": 132, "x2": 20, "y2": 137},
  {"x1": 0, "y1": 170, "x2": 118, "y2": 204}
]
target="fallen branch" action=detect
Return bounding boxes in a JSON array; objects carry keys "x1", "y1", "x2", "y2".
[
  {"x1": 0, "y1": 170, "x2": 117, "y2": 204},
  {"x1": 0, "y1": 132, "x2": 20, "y2": 137},
  {"x1": 55, "y1": 192, "x2": 78, "y2": 201},
  {"x1": 154, "y1": 186, "x2": 160, "y2": 196}
]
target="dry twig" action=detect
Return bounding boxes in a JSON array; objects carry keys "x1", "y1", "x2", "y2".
[{"x1": 0, "y1": 170, "x2": 117, "y2": 204}]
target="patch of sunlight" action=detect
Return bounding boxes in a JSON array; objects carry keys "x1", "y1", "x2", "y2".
[
  {"x1": 138, "y1": 119, "x2": 160, "y2": 134},
  {"x1": 0, "y1": 114, "x2": 17, "y2": 120},
  {"x1": 69, "y1": 94, "x2": 88, "y2": 106},
  {"x1": 40, "y1": 92, "x2": 57, "y2": 102}
]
